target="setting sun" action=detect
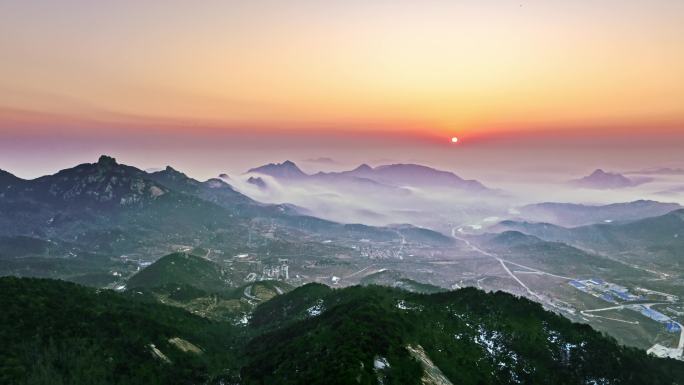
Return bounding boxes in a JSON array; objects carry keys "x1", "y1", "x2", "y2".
[{"x1": 1, "y1": 2, "x2": 684, "y2": 381}]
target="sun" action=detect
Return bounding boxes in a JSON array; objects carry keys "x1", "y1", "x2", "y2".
[{"x1": 451, "y1": 137, "x2": 459, "y2": 143}]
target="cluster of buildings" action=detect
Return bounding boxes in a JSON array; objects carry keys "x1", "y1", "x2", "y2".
[
  {"x1": 233, "y1": 253, "x2": 290, "y2": 282},
  {"x1": 627, "y1": 304, "x2": 681, "y2": 333},
  {"x1": 358, "y1": 245, "x2": 402, "y2": 259},
  {"x1": 260, "y1": 258, "x2": 290, "y2": 280},
  {"x1": 570, "y1": 277, "x2": 682, "y2": 336},
  {"x1": 118, "y1": 254, "x2": 153, "y2": 271},
  {"x1": 667, "y1": 322, "x2": 682, "y2": 333},
  {"x1": 569, "y1": 278, "x2": 641, "y2": 303}
]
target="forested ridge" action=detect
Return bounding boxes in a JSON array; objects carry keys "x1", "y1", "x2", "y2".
[{"x1": 2, "y1": 277, "x2": 683, "y2": 385}]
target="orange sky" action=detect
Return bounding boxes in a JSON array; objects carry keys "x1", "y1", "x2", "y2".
[{"x1": 1, "y1": 0, "x2": 683, "y2": 142}]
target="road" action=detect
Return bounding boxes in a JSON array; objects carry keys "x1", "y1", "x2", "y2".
[
  {"x1": 243, "y1": 285, "x2": 259, "y2": 302},
  {"x1": 450, "y1": 228, "x2": 572, "y2": 280},
  {"x1": 496, "y1": 257, "x2": 548, "y2": 303},
  {"x1": 581, "y1": 302, "x2": 684, "y2": 350},
  {"x1": 452, "y1": 229, "x2": 684, "y2": 354},
  {"x1": 452, "y1": 231, "x2": 559, "y2": 309},
  {"x1": 500, "y1": 259, "x2": 573, "y2": 281},
  {"x1": 343, "y1": 264, "x2": 377, "y2": 279},
  {"x1": 579, "y1": 305, "x2": 639, "y2": 324}
]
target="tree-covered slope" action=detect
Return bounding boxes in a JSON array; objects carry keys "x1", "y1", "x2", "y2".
[
  {"x1": 127, "y1": 252, "x2": 232, "y2": 292},
  {"x1": 4, "y1": 278, "x2": 684, "y2": 385},
  {"x1": 0, "y1": 277, "x2": 245, "y2": 385},
  {"x1": 134, "y1": 280, "x2": 294, "y2": 323},
  {"x1": 245, "y1": 284, "x2": 684, "y2": 385}
]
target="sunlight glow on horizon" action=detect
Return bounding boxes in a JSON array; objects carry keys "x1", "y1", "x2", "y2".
[{"x1": 0, "y1": 0, "x2": 683, "y2": 141}]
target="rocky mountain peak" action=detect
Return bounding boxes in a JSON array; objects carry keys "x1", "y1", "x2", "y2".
[{"x1": 97, "y1": 155, "x2": 117, "y2": 167}]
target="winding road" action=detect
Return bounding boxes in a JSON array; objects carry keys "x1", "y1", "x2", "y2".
[
  {"x1": 452, "y1": 228, "x2": 684, "y2": 356},
  {"x1": 452, "y1": 231, "x2": 563, "y2": 309}
]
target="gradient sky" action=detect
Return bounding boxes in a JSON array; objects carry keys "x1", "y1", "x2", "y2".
[{"x1": 1, "y1": 0, "x2": 683, "y2": 178}]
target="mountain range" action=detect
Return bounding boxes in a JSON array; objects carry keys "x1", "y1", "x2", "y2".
[
  {"x1": 569, "y1": 169, "x2": 651, "y2": 189},
  {"x1": 3, "y1": 276, "x2": 683, "y2": 385},
  {"x1": 248, "y1": 160, "x2": 490, "y2": 192},
  {"x1": 3, "y1": 155, "x2": 684, "y2": 383},
  {"x1": 492, "y1": 209, "x2": 684, "y2": 275},
  {"x1": 0, "y1": 155, "x2": 256, "y2": 253},
  {"x1": 474, "y1": 230, "x2": 648, "y2": 280},
  {"x1": 515, "y1": 200, "x2": 681, "y2": 227},
  {"x1": 0, "y1": 155, "x2": 455, "y2": 285}
]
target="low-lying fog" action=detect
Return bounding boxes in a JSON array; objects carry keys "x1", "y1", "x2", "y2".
[{"x1": 225, "y1": 165, "x2": 684, "y2": 234}]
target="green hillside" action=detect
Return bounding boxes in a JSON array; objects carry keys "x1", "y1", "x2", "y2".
[
  {"x1": 0, "y1": 277, "x2": 245, "y2": 385},
  {"x1": 127, "y1": 253, "x2": 293, "y2": 322},
  {"x1": 136, "y1": 280, "x2": 294, "y2": 322},
  {"x1": 246, "y1": 285, "x2": 684, "y2": 385},
  {"x1": 127, "y1": 252, "x2": 231, "y2": 293},
  {"x1": 3, "y1": 278, "x2": 684, "y2": 385}
]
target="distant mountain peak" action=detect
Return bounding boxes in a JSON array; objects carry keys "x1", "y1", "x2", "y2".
[
  {"x1": 97, "y1": 155, "x2": 117, "y2": 167},
  {"x1": 352, "y1": 164, "x2": 373, "y2": 172},
  {"x1": 8, "y1": 155, "x2": 171, "y2": 207},
  {"x1": 148, "y1": 166, "x2": 189, "y2": 184},
  {"x1": 144, "y1": 163, "x2": 251, "y2": 204},
  {"x1": 161, "y1": 165, "x2": 188, "y2": 177},
  {"x1": 204, "y1": 178, "x2": 229, "y2": 189},
  {"x1": 271, "y1": 161, "x2": 490, "y2": 191},
  {"x1": 247, "y1": 160, "x2": 308, "y2": 179},
  {"x1": 589, "y1": 169, "x2": 610, "y2": 177},
  {"x1": 369, "y1": 163, "x2": 489, "y2": 191},
  {"x1": 571, "y1": 169, "x2": 649, "y2": 189},
  {"x1": 247, "y1": 176, "x2": 268, "y2": 189}
]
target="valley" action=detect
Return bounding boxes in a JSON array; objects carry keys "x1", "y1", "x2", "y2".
[
  {"x1": 1, "y1": 155, "x2": 684, "y2": 384},
  {"x1": 3, "y1": 3, "x2": 684, "y2": 382}
]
